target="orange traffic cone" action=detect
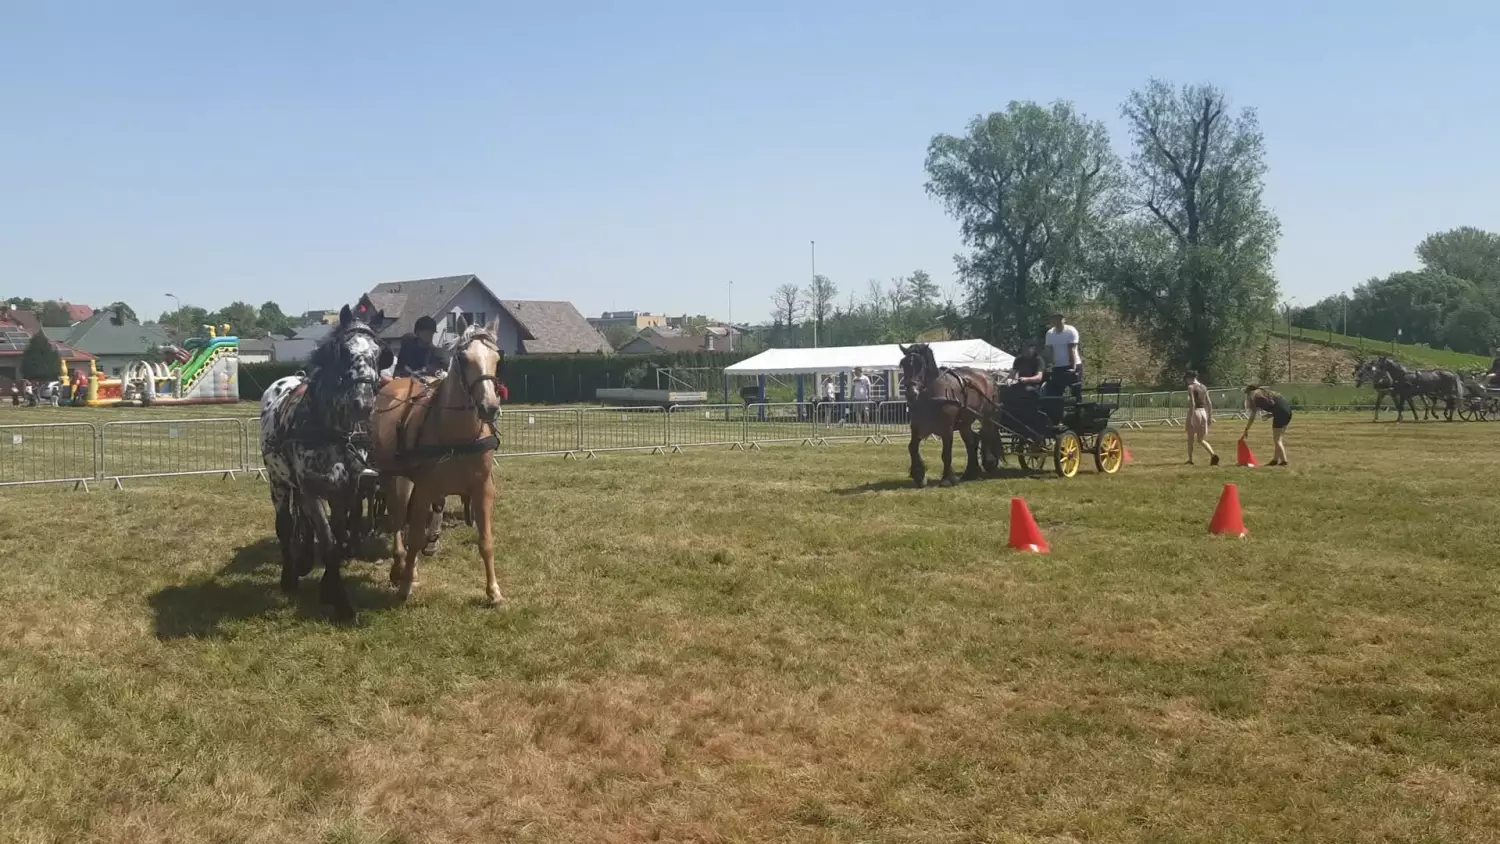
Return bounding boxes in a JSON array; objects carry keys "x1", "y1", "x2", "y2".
[
  {"x1": 1008, "y1": 498, "x2": 1050, "y2": 553},
  {"x1": 1209, "y1": 484, "x2": 1248, "y2": 538},
  {"x1": 1124, "y1": 448, "x2": 1135, "y2": 464},
  {"x1": 1236, "y1": 439, "x2": 1258, "y2": 468}
]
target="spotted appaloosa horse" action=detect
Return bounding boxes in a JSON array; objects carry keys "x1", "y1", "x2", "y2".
[{"x1": 259, "y1": 305, "x2": 384, "y2": 621}]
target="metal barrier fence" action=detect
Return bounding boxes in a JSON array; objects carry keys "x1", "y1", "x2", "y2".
[
  {"x1": 99, "y1": 419, "x2": 247, "y2": 487},
  {"x1": 0, "y1": 423, "x2": 99, "y2": 490},
  {"x1": 0, "y1": 383, "x2": 1428, "y2": 489}
]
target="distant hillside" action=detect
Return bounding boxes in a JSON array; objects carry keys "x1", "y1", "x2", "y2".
[
  {"x1": 1270, "y1": 323, "x2": 1490, "y2": 372},
  {"x1": 1070, "y1": 306, "x2": 1444, "y2": 388}
]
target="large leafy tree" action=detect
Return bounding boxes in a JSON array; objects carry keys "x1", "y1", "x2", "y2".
[
  {"x1": 1416, "y1": 227, "x2": 1500, "y2": 287},
  {"x1": 926, "y1": 100, "x2": 1118, "y2": 350},
  {"x1": 105, "y1": 301, "x2": 137, "y2": 323},
  {"x1": 1099, "y1": 79, "x2": 1280, "y2": 381},
  {"x1": 39, "y1": 301, "x2": 73, "y2": 327},
  {"x1": 256, "y1": 301, "x2": 294, "y2": 337}
]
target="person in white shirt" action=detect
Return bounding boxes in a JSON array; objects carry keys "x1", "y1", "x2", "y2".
[
  {"x1": 821, "y1": 375, "x2": 836, "y2": 424},
  {"x1": 850, "y1": 367, "x2": 872, "y2": 422},
  {"x1": 1043, "y1": 313, "x2": 1082, "y2": 400}
]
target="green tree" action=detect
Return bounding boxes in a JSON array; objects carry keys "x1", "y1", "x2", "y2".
[
  {"x1": 1347, "y1": 270, "x2": 1472, "y2": 346},
  {"x1": 208, "y1": 301, "x2": 263, "y2": 337},
  {"x1": 1099, "y1": 80, "x2": 1280, "y2": 381},
  {"x1": 5, "y1": 297, "x2": 40, "y2": 312},
  {"x1": 806, "y1": 275, "x2": 838, "y2": 344},
  {"x1": 925, "y1": 100, "x2": 1118, "y2": 350},
  {"x1": 602, "y1": 324, "x2": 639, "y2": 350},
  {"x1": 770, "y1": 284, "x2": 804, "y2": 346},
  {"x1": 103, "y1": 301, "x2": 137, "y2": 323},
  {"x1": 256, "y1": 301, "x2": 294, "y2": 336},
  {"x1": 39, "y1": 301, "x2": 73, "y2": 327},
  {"x1": 1440, "y1": 295, "x2": 1500, "y2": 355},
  {"x1": 1416, "y1": 227, "x2": 1500, "y2": 287},
  {"x1": 21, "y1": 332, "x2": 61, "y2": 381},
  {"x1": 906, "y1": 269, "x2": 940, "y2": 309}
]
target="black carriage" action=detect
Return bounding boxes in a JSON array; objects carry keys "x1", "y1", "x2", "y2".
[
  {"x1": 1457, "y1": 388, "x2": 1500, "y2": 421},
  {"x1": 990, "y1": 379, "x2": 1127, "y2": 478}
]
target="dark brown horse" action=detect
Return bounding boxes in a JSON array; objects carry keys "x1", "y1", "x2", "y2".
[{"x1": 898, "y1": 343, "x2": 1003, "y2": 488}]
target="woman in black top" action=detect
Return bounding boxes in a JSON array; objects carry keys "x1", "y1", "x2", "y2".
[{"x1": 1242, "y1": 385, "x2": 1292, "y2": 466}]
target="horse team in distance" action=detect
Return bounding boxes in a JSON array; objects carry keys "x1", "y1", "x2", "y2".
[{"x1": 1353, "y1": 356, "x2": 1468, "y2": 422}]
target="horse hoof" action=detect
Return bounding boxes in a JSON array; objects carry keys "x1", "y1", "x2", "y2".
[
  {"x1": 486, "y1": 591, "x2": 504, "y2": 607},
  {"x1": 912, "y1": 478, "x2": 926, "y2": 489},
  {"x1": 397, "y1": 581, "x2": 414, "y2": 603},
  {"x1": 279, "y1": 576, "x2": 299, "y2": 596},
  {"x1": 939, "y1": 477, "x2": 957, "y2": 488}
]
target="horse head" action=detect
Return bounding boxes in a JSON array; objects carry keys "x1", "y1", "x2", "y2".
[
  {"x1": 305, "y1": 304, "x2": 383, "y2": 433},
  {"x1": 447, "y1": 315, "x2": 505, "y2": 423},
  {"x1": 898, "y1": 343, "x2": 938, "y2": 403}
]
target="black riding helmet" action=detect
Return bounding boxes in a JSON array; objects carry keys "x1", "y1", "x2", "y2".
[{"x1": 414, "y1": 315, "x2": 438, "y2": 334}]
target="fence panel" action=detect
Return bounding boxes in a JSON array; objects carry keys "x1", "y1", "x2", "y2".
[
  {"x1": 1125, "y1": 392, "x2": 1175, "y2": 427},
  {"x1": 577, "y1": 406, "x2": 669, "y2": 454},
  {"x1": 812, "y1": 401, "x2": 886, "y2": 442},
  {"x1": 744, "y1": 402, "x2": 817, "y2": 446},
  {"x1": 0, "y1": 423, "x2": 99, "y2": 490},
  {"x1": 495, "y1": 409, "x2": 583, "y2": 458},
  {"x1": 99, "y1": 419, "x2": 247, "y2": 486},
  {"x1": 876, "y1": 400, "x2": 909, "y2": 437},
  {"x1": 667, "y1": 404, "x2": 748, "y2": 449}
]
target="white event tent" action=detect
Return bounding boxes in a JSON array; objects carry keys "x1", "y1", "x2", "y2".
[{"x1": 724, "y1": 339, "x2": 1015, "y2": 376}]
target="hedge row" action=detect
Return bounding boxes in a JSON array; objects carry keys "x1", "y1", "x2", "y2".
[{"x1": 238, "y1": 351, "x2": 751, "y2": 404}]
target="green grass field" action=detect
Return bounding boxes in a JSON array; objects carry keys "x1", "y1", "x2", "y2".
[
  {"x1": 3, "y1": 416, "x2": 1500, "y2": 842},
  {"x1": 1273, "y1": 322, "x2": 1491, "y2": 371}
]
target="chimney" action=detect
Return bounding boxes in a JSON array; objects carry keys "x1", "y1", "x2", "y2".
[{"x1": 111, "y1": 306, "x2": 125, "y2": 326}]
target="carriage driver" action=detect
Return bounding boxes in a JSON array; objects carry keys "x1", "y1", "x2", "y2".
[
  {"x1": 1487, "y1": 347, "x2": 1500, "y2": 388},
  {"x1": 1008, "y1": 343, "x2": 1046, "y2": 394},
  {"x1": 395, "y1": 315, "x2": 450, "y2": 380}
]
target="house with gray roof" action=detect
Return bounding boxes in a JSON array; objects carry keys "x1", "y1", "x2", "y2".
[
  {"x1": 364, "y1": 274, "x2": 610, "y2": 355},
  {"x1": 64, "y1": 309, "x2": 172, "y2": 377},
  {"x1": 272, "y1": 323, "x2": 335, "y2": 363}
]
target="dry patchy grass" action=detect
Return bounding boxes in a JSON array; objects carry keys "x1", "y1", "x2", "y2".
[{"x1": 3, "y1": 417, "x2": 1500, "y2": 842}]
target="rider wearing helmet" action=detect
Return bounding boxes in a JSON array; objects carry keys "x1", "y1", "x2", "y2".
[{"x1": 395, "y1": 315, "x2": 449, "y2": 379}]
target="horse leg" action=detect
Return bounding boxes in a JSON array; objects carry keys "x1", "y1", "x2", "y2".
[
  {"x1": 423, "y1": 499, "x2": 444, "y2": 556},
  {"x1": 908, "y1": 426, "x2": 926, "y2": 488},
  {"x1": 464, "y1": 494, "x2": 474, "y2": 527},
  {"x1": 938, "y1": 429, "x2": 958, "y2": 487},
  {"x1": 272, "y1": 484, "x2": 298, "y2": 594},
  {"x1": 303, "y1": 493, "x2": 354, "y2": 622},
  {"x1": 398, "y1": 484, "x2": 437, "y2": 602},
  {"x1": 959, "y1": 422, "x2": 981, "y2": 481},
  {"x1": 980, "y1": 422, "x2": 1004, "y2": 474},
  {"x1": 386, "y1": 476, "x2": 412, "y2": 587},
  {"x1": 476, "y1": 476, "x2": 502, "y2": 606}
]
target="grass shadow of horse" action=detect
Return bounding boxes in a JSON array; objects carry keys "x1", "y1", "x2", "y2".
[
  {"x1": 834, "y1": 465, "x2": 1043, "y2": 496},
  {"x1": 147, "y1": 537, "x2": 402, "y2": 639}
]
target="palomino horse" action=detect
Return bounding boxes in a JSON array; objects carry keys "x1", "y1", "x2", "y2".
[
  {"x1": 370, "y1": 318, "x2": 506, "y2": 605},
  {"x1": 259, "y1": 305, "x2": 384, "y2": 621},
  {"x1": 898, "y1": 343, "x2": 1003, "y2": 488}
]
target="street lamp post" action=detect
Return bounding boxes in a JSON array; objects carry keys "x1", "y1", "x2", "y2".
[{"x1": 727, "y1": 280, "x2": 733, "y2": 353}]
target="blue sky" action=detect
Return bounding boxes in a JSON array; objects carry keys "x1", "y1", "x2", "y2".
[{"x1": 3, "y1": 1, "x2": 1497, "y2": 323}]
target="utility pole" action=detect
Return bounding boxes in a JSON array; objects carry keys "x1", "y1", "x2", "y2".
[
  {"x1": 727, "y1": 280, "x2": 733, "y2": 353},
  {"x1": 810, "y1": 240, "x2": 818, "y2": 348}
]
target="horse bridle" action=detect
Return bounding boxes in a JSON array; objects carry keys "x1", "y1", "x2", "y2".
[{"x1": 448, "y1": 332, "x2": 502, "y2": 418}]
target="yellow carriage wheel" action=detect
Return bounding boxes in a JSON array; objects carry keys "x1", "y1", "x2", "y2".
[
  {"x1": 1054, "y1": 431, "x2": 1083, "y2": 478},
  {"x1": 1093, "y1": 428, "x2": 1125, "y2": 475}
]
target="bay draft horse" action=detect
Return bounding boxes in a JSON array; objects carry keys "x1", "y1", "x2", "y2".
[
  {"x1": 371, "y1": 318, "x2": 506, "y2": 606},
  {"x1": 259, "y1": 305, "x2": 384, "y2": 621},
  {"x1": 898, "y1": 343, "x2": 1004, "y2": 488}
]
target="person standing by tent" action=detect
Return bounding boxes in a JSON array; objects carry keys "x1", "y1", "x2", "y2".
[
  {"x1": 1043, "y1": 313, "x2": 1082, "y2": 400},
  {"x1": 850, "y1": 367, "x2": 872, "y2": 423}
]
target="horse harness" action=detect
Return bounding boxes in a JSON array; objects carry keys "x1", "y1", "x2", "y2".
[{"x1": 381, "y1": 335, "x2": 503, "y2": 474}]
